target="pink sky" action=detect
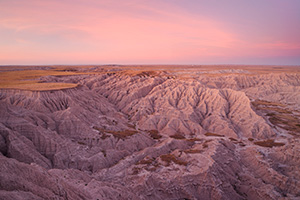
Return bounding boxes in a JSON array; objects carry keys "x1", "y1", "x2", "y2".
[{"x1": 1, "y1": 0, "x2": 300, "y2": 65}]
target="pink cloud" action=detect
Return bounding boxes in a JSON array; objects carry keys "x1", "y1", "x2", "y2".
[{"x1": 0, "y1": 0, "x2": 299, "y2": 64}]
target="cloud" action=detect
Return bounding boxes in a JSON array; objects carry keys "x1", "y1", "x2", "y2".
[{"x1": 0, "y1": 0, "x2": 299, "y2": 64}]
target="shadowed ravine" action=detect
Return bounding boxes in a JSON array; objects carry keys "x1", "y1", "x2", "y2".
[{"x1": 0, "y1": 65, "x2": 300, "y2": 200}]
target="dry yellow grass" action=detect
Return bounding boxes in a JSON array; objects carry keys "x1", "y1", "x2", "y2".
[
  {"x1": 2, "y1": 65, "x2": 299, "y2": 91},
  {"x1": 254, "y1": 139, "x2": 285, "y2": 148},
  {"x1": 136, "y1": 157, "x2": 155, "y2": 165},
  {"x1": 251, "y1": 100, "x2": 286, "y2": 108},
  {"x1": 269, "y1": 114, "x2": 300, "y2": 133},
  {"x1": 170, "y1": 133, "x2": 186, "y2": 139},
  {"x1": 0, "y1": 69, "x2": 89, "y2": 91},
  {"x1": 251, "y1": 100, "x2": 300, "y2": 135},
  {"x1": 117, "y1": 65, "x2": 300, "y2": 79},
  {"x1": 185, "y1": 138, "x2": 203, "y2": 142},
  {"x1": 184, "y1": 149, "x2": 203, "y2": 154},
  {"x1": 204, "y1": 132, "x2": 224, "y2": 137},
  {"x1": 147, "y1": 130, "x2": 162, "y2": 139},
  {"x1": 0, "y1": 82, "x2": 78, "y2": 91},
  {"x1": 160, "y1": 154, "x2": 188, "y2": 166},
  {"x1": 120, "y1": 70, "x2": 159, "y2": 77}
]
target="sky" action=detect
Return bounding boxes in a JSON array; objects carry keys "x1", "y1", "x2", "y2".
[{"x1": 0, "y1": 0, "x2": 300, "y2": 65}]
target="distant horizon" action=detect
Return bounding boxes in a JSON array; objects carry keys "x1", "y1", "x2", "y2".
[
  {"x1": 1, "y1": 63, "x2": 300, "y2": 67},
  {"x1": 1, "y1": 59, "x2": 299, "y2": 66},
  {"x1": 1, "y1": 0, "x2": 300, "y2": 65}
]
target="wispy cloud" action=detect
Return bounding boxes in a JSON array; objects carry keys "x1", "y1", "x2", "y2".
[{"x1": 0, "y1": 0, "x2": 299, "y2": 64}]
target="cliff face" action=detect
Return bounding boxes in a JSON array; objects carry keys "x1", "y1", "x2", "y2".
[{"x1": 0, "y1": 66, "x2": 300, "y2": 199}]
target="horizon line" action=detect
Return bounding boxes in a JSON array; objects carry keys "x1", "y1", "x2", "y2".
[{"x1": 1, "y1": 64, "x2": 300, "y2": 67}]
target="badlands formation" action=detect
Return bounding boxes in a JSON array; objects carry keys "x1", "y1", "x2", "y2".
[{"x1": 0, "y1": 65, "x2": 300, "y2": 200}]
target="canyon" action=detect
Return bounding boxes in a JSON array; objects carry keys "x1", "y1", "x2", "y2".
[{"x1": 0, "y1": 65, "x2": 300, "y2": 200}]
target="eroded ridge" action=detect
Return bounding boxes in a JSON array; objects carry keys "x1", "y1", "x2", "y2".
[{"x1": 0, "y1": 65, "x2": 300, "y2": 199}]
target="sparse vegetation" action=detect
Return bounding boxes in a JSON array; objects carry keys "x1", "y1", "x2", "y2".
[
  {"x1": 252, "y1": 100, "x2": 300, "y2": 135},
  {"x1": 202, "y1": 139, "x2": 212, "y2": 148},
  {"x1": 132, "y1": 167, "x2": 141, "y2": 175},
  {"x1": 269, "y1": 115, "x2": 300, "y2": 133},
  {"x1": 266, "y1": 113, "x2": 276, "y2": 116},
  {"x1": 77, "y1": 141, "x2": 86, "y2": 145},
  {"x1": 136, "y1": 157, "x2": 155, "y2": 165},
  {"x1": 229, "y1": 137, "x2": 238, "y2": 141},
  {"x1": 185, "y1": 138, "x2": 203, "y2": 142},
  {"x1": 93, "y1": 126, "x2": 102, "y2": 131},
  {"x1": 100, "y1": 133, "x2": 110, "y2": 140},
  {"x1": 184, "y1": 149, "x2": 203, "y2": 154},
  {"x1": 135, "y1": 71, "x2": 157, "y2": 77},
  {"x1": 205, "y1": 132, "x2": 224, "y2": 137},
  {"x1": 93, "y1": 126, "x2": 138, "y2": 139},
  {"x1": 228, "y1": 137, "x2": 241, "y2": 144},
  {"x1": 254, "y1": 139, "x2": 285, "y2": 148},
  {"x1": 160, "y1": 154, "x2": 188, "y2": 166},
  {"x1": 127, "y1": 123, "x2": 135, "y2": 129},
  {"x1": 170, "y1": 133, "x2": 186, "y2": 139},
  {"x1": 135, "y1": 156, "x2": 160, "y2": 172},
  {"x1": 239, "y1": 142, "x2": 246, "y2": 147},
  {"x1": 251, "y1": 100, "x2": 285, "y2": 108},
  {"x1": 101, "y1": 150, "x2": 107, "y2": 157},
  {"x1": 147, "y1": 130, "x2": 162, "y2": 139}
]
